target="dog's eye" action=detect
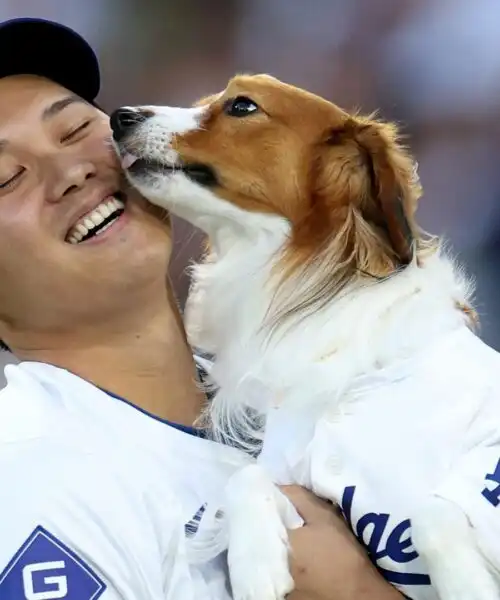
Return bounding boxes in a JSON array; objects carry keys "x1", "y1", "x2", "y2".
[{"x1": 223, "y1": 96, "x2": 259, "y2": 117}]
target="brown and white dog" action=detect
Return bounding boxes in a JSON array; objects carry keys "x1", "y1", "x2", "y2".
[{"x1": 111, "y1": 75, "x2": 500, "y2": 600}]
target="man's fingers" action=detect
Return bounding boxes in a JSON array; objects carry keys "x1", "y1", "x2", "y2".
[{"x1": 280, "y1": 485, "x2": 340, "y2": 524}]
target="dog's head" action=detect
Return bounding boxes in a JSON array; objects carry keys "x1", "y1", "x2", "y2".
[{"x1": 111, "y1": 74, "x2": 429, "y2": 318}]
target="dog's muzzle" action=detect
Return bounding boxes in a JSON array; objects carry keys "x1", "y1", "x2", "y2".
[{"x1": 110, "y1": 107, "x2": 152, "y2": 142}]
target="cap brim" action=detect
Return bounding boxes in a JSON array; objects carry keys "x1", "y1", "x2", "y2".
[{"x1": 0, "y1": 18, "x2": 100, "y2": 103}]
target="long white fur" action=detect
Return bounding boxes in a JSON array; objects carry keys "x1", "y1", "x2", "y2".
[{"x1": 116, "y1": 103, "x2": 498, "y2": 600}]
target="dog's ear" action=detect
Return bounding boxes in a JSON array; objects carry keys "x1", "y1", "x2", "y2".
[
  {"x1": 324, "y1": 116, "x2": 420, "y2": 266},
  {"x1": 271, "y1": 113, "x2": 423, "y2": 331}
]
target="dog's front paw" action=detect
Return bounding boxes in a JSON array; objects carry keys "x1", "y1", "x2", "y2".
[
  {"x1": 225, "y1": 464, "x2": 297, "y2": 600},
  {"x1": 412, "y1": 496, "x2": 499, "y2": 600},
  {"x1": 228, "y1": 540, "x2": 294, "y2": 600}
]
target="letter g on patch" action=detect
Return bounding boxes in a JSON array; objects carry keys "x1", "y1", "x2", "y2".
[{"x1": 0, "y1": 526, "x2": 106, "y2": 599}]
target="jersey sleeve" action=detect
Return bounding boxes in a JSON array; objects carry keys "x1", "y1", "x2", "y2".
[{"x1": 0, "y1": 438, "x2": 196, "y2": 600}]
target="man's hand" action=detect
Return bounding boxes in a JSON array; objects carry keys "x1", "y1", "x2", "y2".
[{"x1": 281, "y1": 486, "x2": 405, "y2": 600}]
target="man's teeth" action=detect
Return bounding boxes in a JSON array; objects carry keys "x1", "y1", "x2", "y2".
[{"x1": 67, "y1": 196, "x2": 124, "y2": 244}]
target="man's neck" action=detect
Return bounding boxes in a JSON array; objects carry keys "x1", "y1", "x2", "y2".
[{"x1": 11, "y1": 298, "x2": 205, "y2": 427}]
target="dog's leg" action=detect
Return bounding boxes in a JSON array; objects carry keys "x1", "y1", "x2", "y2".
[
  {"x1": 224, "y1": 463, "x2": 303, "y2": 600},
  {"x1": 411, "y1": 496, "x2": 498, "y2": 600}
]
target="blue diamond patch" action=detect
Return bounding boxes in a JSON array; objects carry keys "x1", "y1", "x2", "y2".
[{"x1": 0, "y1": 525, "x2": 106, "y2": 600}]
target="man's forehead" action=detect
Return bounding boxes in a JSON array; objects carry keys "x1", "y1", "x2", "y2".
[
  {"x1": 0, "y1": 74, "x2": 86, "y2": 119},
  {"x1": 0, "y1": 73, "x2": 69, "y2": 97}
]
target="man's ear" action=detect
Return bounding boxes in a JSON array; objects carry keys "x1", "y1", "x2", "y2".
[{"x1": 326, "y1": 117, "x2": 420, "y2": 266}]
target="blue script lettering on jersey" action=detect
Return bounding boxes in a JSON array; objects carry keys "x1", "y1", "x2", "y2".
[
  {"x1": 340, "y1": 486, "x2": 431, "y2": 586},
  {"x1": 185, "y1": 504, "x2": 207, "y2": 537},
  {"x1": 0, "y1": 525, "x2": 106, "y2": 600},
  {"x1": 481, "y1": 458, "x2": 500, "y2": 507}
]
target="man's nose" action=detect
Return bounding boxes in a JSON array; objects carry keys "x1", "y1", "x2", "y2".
[
  {"x1": 49, "y1": 160, "x2": 96, "y2": 202},
  {"x1": 110, "y1": 107, "x2": 151, "y2": 142}
]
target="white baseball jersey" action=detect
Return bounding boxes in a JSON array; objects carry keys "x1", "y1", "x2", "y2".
[
  {"x1": 0, "y1": 359, "x2": 251, "y2": 600},
  {"x1": 259, "y1": 325, "x2": 500, "y2": 600}
]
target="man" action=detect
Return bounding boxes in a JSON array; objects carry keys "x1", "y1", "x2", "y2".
[{"x1": 0, "y1": 17, "x2": 403, "y2": 600}]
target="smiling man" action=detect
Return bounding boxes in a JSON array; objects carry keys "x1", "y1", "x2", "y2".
[{"x1": 0, "y1": 17, "x2": 404, "y2": 600}]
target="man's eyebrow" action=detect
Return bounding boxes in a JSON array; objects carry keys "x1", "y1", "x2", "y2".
[{"x1": 42, "y1": 95, "x2": 88, "y2": 120}]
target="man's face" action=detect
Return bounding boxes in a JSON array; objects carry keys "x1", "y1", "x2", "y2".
[{"x1": 0, "y1": 75, "x2": 172, "y2": 346}]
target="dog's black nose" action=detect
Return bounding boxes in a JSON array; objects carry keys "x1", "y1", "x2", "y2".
[{"x1": 110, "y1": 108, "x2": 149, "y2": 141}]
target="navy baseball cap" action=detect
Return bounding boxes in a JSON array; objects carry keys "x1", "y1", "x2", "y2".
[{"x1": 0, "y1": 17, "x2": 100, "y2": 103}]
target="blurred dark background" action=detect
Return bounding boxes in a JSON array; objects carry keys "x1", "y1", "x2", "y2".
[{"x1": 1, "y1": 0, "x2": 499, "y2": 378}]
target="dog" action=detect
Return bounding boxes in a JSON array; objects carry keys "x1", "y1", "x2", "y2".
[{"x1": 110, "y1": 74, "x2": 500, "y2": 600}]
